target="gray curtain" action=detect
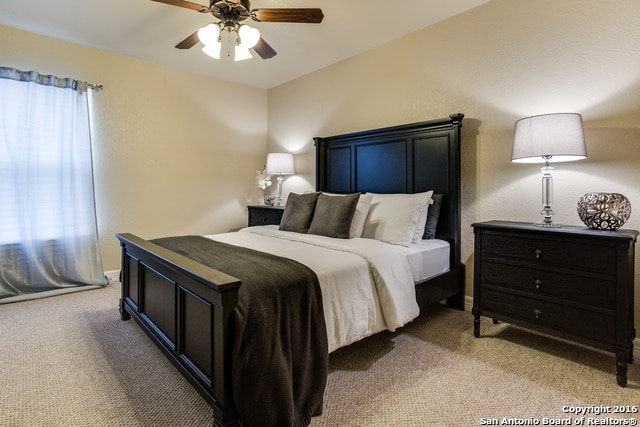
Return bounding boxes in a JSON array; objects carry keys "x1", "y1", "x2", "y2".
[{"x1": 0, "y1": 67, "x2": 107, "y2": 303}]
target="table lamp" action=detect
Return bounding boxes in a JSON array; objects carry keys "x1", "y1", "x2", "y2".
[
  {"x1": 511, "y1": 113, "x2": 587, "y2": 227},
  {"x1": 265, "y1": 152, "x2": 295, "y2": 206}
]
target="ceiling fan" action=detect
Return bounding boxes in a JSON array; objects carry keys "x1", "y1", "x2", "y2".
[{"x1": 151, "y1": 0, "x2": 324, "y2": 61}]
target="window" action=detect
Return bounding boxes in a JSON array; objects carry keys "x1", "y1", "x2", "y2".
[{"x1": 0, "y1": 68, "x2": 106, "y2": 302}]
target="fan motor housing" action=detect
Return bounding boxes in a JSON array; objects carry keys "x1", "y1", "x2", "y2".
[{"x1": 210, "y1": 0, "x2": 251, "y2": 23}]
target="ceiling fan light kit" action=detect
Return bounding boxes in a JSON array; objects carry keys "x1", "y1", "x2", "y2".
[
  {"x1": 151, "y1": 0, "x2": 323, "y2": 61},
  {"x1": 197, "y1": 21, "x2": 258, "y2": 61}
]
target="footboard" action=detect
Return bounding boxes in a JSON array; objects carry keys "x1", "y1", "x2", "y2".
[{"x1": 116, "y1": 233, "x2": 241, "y2": 427}]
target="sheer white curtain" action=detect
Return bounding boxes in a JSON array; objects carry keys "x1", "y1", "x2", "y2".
[{"x1": 0, "y1": 68, "x2": 107, "y2": 303}]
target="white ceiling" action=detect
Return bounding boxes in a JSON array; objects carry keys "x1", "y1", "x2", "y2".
[{"x1": 0, "y1": 0, "x2": 491, "y2": 89}]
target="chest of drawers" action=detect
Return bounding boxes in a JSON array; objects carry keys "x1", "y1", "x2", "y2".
[{"x1": 472, "y1": 220, "x2": 638, "y2": 386}]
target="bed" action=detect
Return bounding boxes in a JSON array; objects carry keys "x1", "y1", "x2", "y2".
[{"x1": 116, "y1": 113, "x2": 465, "y2": 427}]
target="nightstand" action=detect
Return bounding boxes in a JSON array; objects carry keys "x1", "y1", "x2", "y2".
[
  {"x1": 472, "y1": 220, "x2": 638, "y2": 386},
  {"x1": 247, "y1": 205, "x2": 285, "y2": 226}
]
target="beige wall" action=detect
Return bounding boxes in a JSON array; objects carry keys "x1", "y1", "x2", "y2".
[
  {"x1": 0, "y1": 24, "x2": 269, "y2": 271},
  {"x1": 2, "y1": 0, "x2": 640, "y2": 324},
  {"x1": 268, "y1": 0, "x2": 640, "y2": 318}
]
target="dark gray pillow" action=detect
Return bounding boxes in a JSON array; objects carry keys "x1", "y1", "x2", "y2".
[
  {"x1": 423, "y1": 193, "x2": 443, "y2": 239},
  {"x1": 308, "y1": 193, "x2": 361, "y2": 239},
  {"x1": 278, "y1": 192, "x2": 320, "y2": 233}
]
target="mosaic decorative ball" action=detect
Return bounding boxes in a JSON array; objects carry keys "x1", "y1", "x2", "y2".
[{"x1": 577, "y1": 192, "x2": 631, "y2": 230}]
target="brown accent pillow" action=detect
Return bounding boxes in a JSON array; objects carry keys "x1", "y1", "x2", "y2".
[
  {"x1": 308, "y1": 193, "x2": 361, "y2": 239},
  {"x1": 278, "y1": 192, "x2": 320, "y2": 233}
]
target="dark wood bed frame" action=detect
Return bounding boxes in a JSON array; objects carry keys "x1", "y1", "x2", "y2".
[{"x1": 116, "y1": 113, "x2": 465, "y2": 427}]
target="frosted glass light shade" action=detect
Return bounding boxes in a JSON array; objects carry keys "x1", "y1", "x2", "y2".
[
  {"x1": 238, "y1": 25, "x2": 260, "y2": 49},
  {"x1": 198, "y1": 24, "x2": 220, "y2": 46},
  {"x1": 234, "y1": 45, "x2": 253, "y2": 61},
  {"x1": 266, "y1": 152, "x2": 295, "y2": 175},
  {"x1": 198, "y1": 24, "x2": 221, "y2": 59},
  {"x1": 512, "y1": 113, "x2": 587, "y2": 163},
  {"x1": 202, "y1": 43, "x2": 221, "y2": 59}
]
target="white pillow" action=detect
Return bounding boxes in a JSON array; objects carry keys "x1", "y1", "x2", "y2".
[
  {"x1": 412, "y1": 198, "x2": 434, "y2": 244},
  {"x1": 362, "y1": 191, "x2": 433, "y2": 247},
  {"x1": 350, "y1": 193, "x2": 373, "y2": 238},
  {"x1": 322, "y1": 192, "x2": 372, "y2": 238}
]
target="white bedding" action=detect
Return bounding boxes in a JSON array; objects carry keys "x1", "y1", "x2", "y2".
[{"x1": 205, "y1": 225, "x2": 448, "y2": 352}]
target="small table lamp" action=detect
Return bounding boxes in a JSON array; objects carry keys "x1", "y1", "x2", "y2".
[
  {"x1": 266, "y1": 152, "x2": 295, "y2": 206},
  {"x1": 511, "y1": 113, "x2": 587, "y2": 227}
]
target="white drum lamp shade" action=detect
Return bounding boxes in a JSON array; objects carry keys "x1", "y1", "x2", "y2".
[{"x1": 266, "y1": 153, "x2": 295, "y2": 206}]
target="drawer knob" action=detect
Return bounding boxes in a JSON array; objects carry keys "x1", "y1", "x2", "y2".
[
  {"x1": 535, "y1": 249, "x2": 543, "y2": 259},
  {"x1": 534, "y1": 309, "x2": 542, "y2": 320},
  {"x1": 534, "y1": 279, "x2": 542, "y2": 289}
]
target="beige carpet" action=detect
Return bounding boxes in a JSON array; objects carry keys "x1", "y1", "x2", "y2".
[{"x1": 1, "y1": 278, "x2": 638, "y2": 427}]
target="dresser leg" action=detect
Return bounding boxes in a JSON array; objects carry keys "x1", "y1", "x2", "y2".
[{"x1": 616, "y1": 359, "x2": 628, "y2": 387}]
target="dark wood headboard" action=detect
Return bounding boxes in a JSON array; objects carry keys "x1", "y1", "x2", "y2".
[{"x1": 314, "y1": 113, "x2": 464, "y2": 269}]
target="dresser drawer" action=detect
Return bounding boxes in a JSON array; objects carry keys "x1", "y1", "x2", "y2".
[
  {"x1": 481, "y1": 233, "x2": 616, "y2": 275},
  {"x1": 481, "y1": 261, "x2": 615, "y2": 309},
  {"x1": 481, "y1": 288, "x2": 615, "y2": 345}
]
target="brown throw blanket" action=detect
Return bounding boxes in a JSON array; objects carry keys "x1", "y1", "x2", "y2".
[{"x1": 151, "y1": 235, "x2": 328, "y2": 427}]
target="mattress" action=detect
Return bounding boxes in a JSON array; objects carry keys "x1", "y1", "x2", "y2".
[{"x1": 402, "y1": 239, "x2": 450, "y2": 283}]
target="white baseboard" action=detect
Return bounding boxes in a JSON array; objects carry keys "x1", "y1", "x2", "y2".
[
  {"x1": 462, "y1": 296, "x2": 640, "y2": 363},
  {"x1": 463, "y1": 295, "x2": 473, "y2": 311},
  {"x1": 104, "y1": 269, "x2": 120, "y2": 282}
]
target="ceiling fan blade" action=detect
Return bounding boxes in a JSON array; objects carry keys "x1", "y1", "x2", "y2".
[
  {"x1": 251, "y1": 8, "x2": 324, "y2": 24},
  {"x1": 252, "y1": 37, "x2": 277, "y2": 59},
  {"x1": 175, "y1": 31, "x2": 200, "y2": 49},
  {"x1": 150, "y1": 0, "x2": 210, "y2": 13}
]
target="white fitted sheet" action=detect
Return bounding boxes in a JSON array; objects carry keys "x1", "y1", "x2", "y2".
[{"x1": 400, "y1": 239, "x2": 450, "y2": 283}]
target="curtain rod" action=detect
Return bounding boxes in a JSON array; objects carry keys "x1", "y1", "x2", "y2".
[{"x1": 1, "y1": 67, "x2": 104, "y2": 92}]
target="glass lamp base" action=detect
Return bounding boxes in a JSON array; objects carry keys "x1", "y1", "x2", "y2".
[{"x1": 535, "y1": 165, "x2": 561, "y2": 227}]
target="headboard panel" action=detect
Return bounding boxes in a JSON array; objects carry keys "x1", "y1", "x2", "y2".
[{"x1": 314, "y1": 114, "x2": 464, "y2": 268}]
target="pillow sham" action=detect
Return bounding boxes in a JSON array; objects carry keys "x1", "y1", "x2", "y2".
[
  {"x1": 412, "y1": 197, "x2": 434, "y2": 243},
  {"x1": 308, "y1": 193, "x2": 361, "y2": 238},
  {"x1": 362, "y1": 191, "x2": 433, "y2": 247},
  {"x1": 322, "y1": 192, "x2": 373, "y2": 238},
  {"x1": 423, "y1": 193, "x2": 443, "y2": 240},
  {"x1": 278, "y1": 192, "x2": 320, "y2": 233}
]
